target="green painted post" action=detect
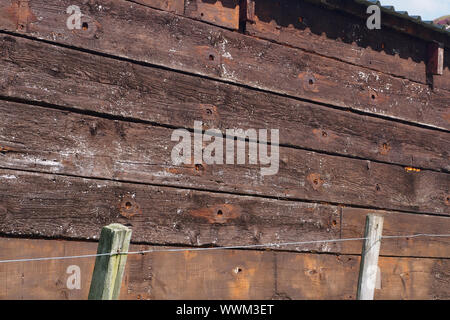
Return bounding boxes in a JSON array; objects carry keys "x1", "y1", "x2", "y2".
[{"x1": 88, "y1": 223, "x2": 132, "y2": 300}]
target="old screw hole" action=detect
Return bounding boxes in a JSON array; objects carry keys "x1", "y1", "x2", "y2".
[
  {"x1": 376, "y1": 184, "x2": 381, "y2": 191},
  {"x1": 322, "y1": 131, "x2": 327, "y2": 138},
  {"x1": 309, "y1": 79, "x2": 314, "y2": 85},
  {"x1": 209, "y1": 54, "x2": 215, "y2": 61},
  {"x1": 125, "y1": 202, "x2": 132, "y2": 209},
  {"x1": 371, "y1": 94, "x2": 376, "y2": 100},
  {"x1": 217, "y1": 210, "x2": 223, "y2": 216},
  {"x1": 82, "y1": 22, "x2": 89, "y2": 30},
  {"x1": 234, "y1": 267, "x2": 243, "y2": 274},
  {"x1": 206, "y1": 109, "x2": 212, "y2": 115},
  {"x1": 195, "y1": 164, "x2": 204, "y2": 171}
]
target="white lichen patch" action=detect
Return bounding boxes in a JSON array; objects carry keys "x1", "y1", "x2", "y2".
[{"x1": 0, "y1": 174, "x2": 17, "y2": 179}]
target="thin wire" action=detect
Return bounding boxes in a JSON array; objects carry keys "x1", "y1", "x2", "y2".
[{"x1": 0, "y1": 233, "x2": 449, "y2": 264}]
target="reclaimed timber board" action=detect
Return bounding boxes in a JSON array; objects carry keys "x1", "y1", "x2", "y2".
[
  {"x1": 0, "y1": 237, "x2": 449, "y2": 299},
  {"x1": 0, "y1": 168, "x2": 342, "y2": 252},
  {"x1": 131, "y1": 0, "x2": 184, "y2": 14},
  {"x1": 0, "y1": 168, "x2": 449, "y2": 258},
  {"x1": 184, "y1": 0, "x2": 240, "y2": 30},
  {"x1": 1, "y1": 35, "x2": 450, "y2": 174},
  {"x1": 132, "y1": 0, "x2": 240, "y2": 30},
  {"x1": 245, "y1": 0, "x2": 430, "y2": 85},
  {"x1": 302, "y1": 0, "x2": 450, "y2": 48},
  {"x1": 340, "y1": 208, "x2": 450, "y2": 258},
  {"x1": 0, "y1": 0, "x2": 448, "y2": 130},
  {"x1": 0, "y1": 102, "x2": 449, "y2": 214}
]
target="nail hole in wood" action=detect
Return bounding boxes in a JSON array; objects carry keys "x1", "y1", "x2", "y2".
[
  {"x1": 209, "y1": 54, "x2": 215, "y2": 61},
  {"x1": 82, "y1": 22, "x2": 89, "y2": 30},
  {"x1": 217, "y1": 209, "x2": 223, "y2": 216}
]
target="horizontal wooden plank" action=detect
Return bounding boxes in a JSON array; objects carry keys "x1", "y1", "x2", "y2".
[
  {"x1": 1, "y1": 34, "x2": 450, "y2": 174},
  {"x1": 302, "y1": 0, "x2": 450, "y2": 48},
  {"x1": 340, "y1": 208, "x2": 450, "y2": 258},
  {"x1": 1, "y1": 237, "x2": 448, "y2": 299},
  {"x1": 0, "y1": 101, "x2": 449, "y2": 214},
  {"x1": 245, "y1": 0, "x2": 430, "y2": 85},
  {"x1": 0, "y1": 0, "x2": 448, "y2": 129},
  {"x1": 185, "y1": 0, "x2": 240, "y2": 30},
  {"x1": 131, "y1": 0, "x2": 184, "y2": 14},
  {"x1": 0, "y1": 168, "x2": 341, "y2": 252},
  {"x1": 0, "y1": 168, "x2": 449, "y2": 258}
]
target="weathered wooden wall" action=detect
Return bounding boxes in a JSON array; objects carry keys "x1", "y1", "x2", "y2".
[
  {"x1": 0, "y1": 0, "x2": 448, "y2": 299},
  {"x1": 1, "y1": 238, "x2": 449, "y2": 300}
]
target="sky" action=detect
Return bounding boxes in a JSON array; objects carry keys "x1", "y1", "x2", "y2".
[{"x1": 379, "y1": 0, "x2": 450, "y2": 21}]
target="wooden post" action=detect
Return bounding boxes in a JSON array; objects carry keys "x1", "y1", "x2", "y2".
[
  {"x1": 357, "y1": 214, "x2": 384, "y2": 300},
  {"x1": 427, "y1": 42, "x2": 444, "y2": 75},
  {"x1": 88, "y1": 223, "x2": 132, "y2": 300}
]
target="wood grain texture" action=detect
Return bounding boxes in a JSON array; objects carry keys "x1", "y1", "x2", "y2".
[
  {"x1": 0, "y1": 0, "x2": 448, "y2": 129},
  {"x1": 0, "y1": 168, "x2": 342, "y2": 252},
  {"x1": 1, "y1": 237, "x2": 449, "y2": 300},
  {"x1": 184, "y1": 0, "x2": 240, "y2": 30},
  {"x1": 301, "y1": 0, "x2": 450, "y2": 48},
  {"x1": 245, "y1": 0, "x2": 430, "y2": 85},
  {"x1": 131, "y1": 0, "x2": 184, "y2": 14},
  {"x1": 88, "y1": 224, "x2": 132, "y2": 300},
  {"x1": 0, "y1": 168, "x2": 449, "y2": 257},
  {"x1": 1, "y1": 35, "x2": 449, "y2": 173},
  {"x1": 0, "y1": 101, "x2": 449, "y2": 214},
  {"x1": 433, "y1": 48, "x2": 450, "y2": 90},
  {"x1": 357, "y1": 214, "x2": 384, "y2": 300},
  {"x1": 340, "y1": 208, "x2": 450, "y2": 258}
]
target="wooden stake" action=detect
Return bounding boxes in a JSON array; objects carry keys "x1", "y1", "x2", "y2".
[
  {"x1": 357, "y1": 214, "x2": 384, "y2": 300},
  {"x1": 427, "y1": 42, "x2": 444, "y2": 75},
  {"x1": 88, "y1": 223, "x2": 132, "y2": 300}
]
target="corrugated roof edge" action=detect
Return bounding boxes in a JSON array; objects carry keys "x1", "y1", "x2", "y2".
[
  {"x1": 303, "y1": 0, "x2": 449, "y2": 46},
  {"x1": 362, "y1": 0, "x2": 449, "y2": 34}
]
